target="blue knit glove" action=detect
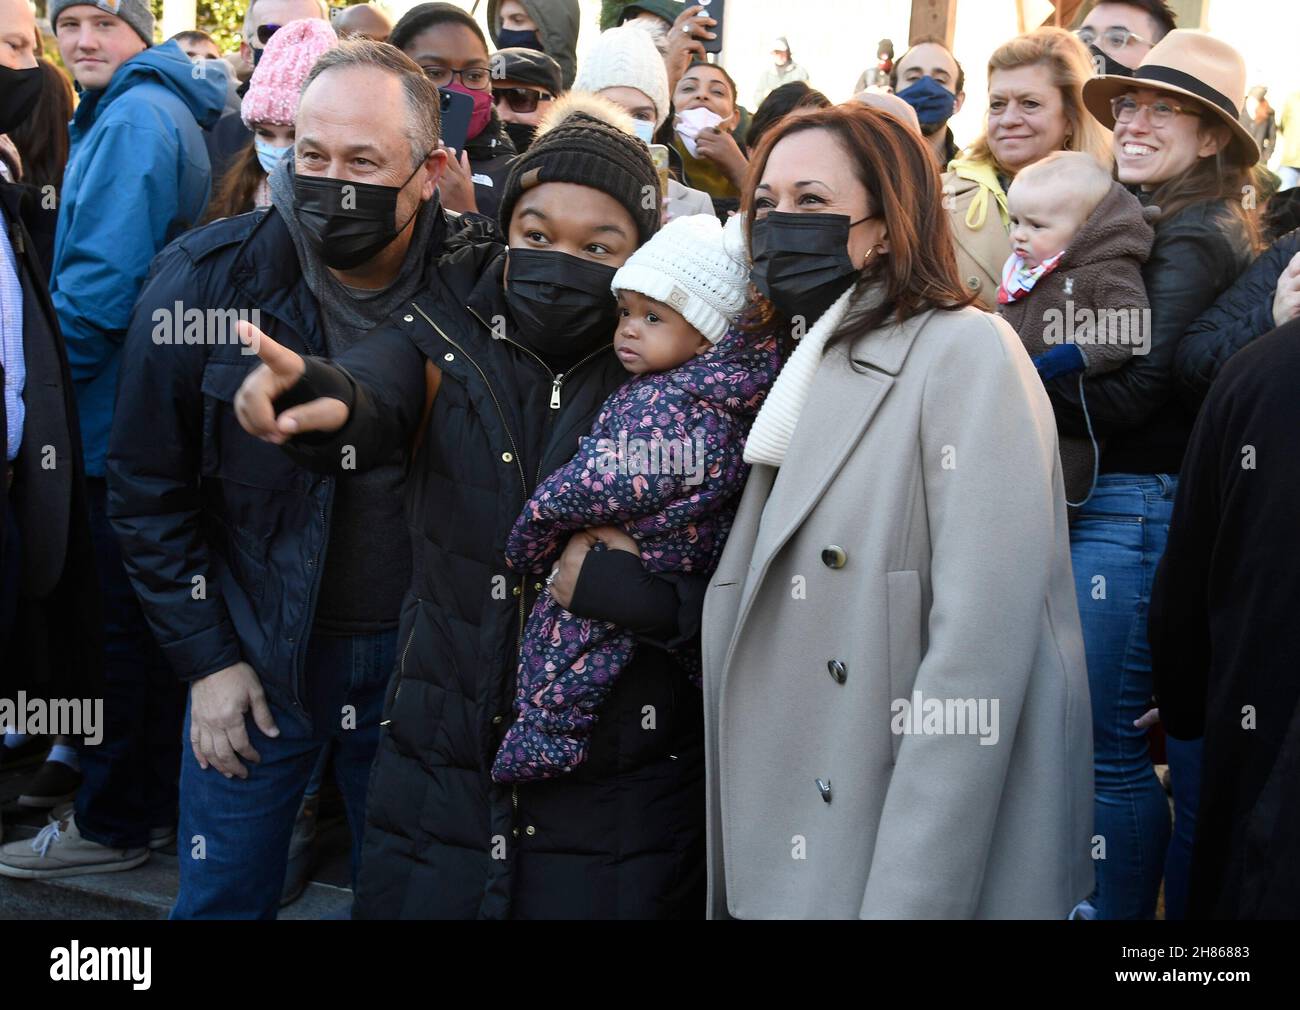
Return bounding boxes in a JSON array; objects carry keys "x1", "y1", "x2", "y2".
[{"x1": 1032, "y1": 344, "x2": 1086, "y2": 381}]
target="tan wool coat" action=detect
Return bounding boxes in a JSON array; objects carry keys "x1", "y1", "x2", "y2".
[{"x1": 702, "y1": 300, "x2": 1094, "y2": 919}]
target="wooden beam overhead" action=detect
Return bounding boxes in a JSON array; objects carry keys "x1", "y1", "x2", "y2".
[
  {"x1": 1045, "y1": 0, "x2": 1089, "y2": 28},
  {"x1": 908, "y1": 0, "x2": 957, "y2": 48}
]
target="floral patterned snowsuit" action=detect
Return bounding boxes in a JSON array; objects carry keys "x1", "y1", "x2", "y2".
[{"x1": 491, "y1": 329, "x2": 780, "y2": 782}]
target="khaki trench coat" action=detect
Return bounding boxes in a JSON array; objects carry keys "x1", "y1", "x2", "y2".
[{"x1": 942, "y1": 169, "x2": 1013, "y2": 311}]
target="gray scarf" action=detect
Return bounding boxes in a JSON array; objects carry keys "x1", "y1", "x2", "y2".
[{"x1": 268, "y1": 155, "x2": 440, "y2": 354}]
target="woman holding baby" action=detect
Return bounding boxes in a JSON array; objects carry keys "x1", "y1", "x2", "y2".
[
  {"x1": 233, "y1": 96, "x2": 755, "y2": 919},
  {"x1": 1046, "y1": 31, "x2": 1261, "y2": 921}
]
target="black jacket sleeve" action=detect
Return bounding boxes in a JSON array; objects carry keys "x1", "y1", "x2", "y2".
[
  {"x1": 1048, "y1": 213, "x2": 1242, "y2": 438},
  {"x1": 1174, "y1": 228, "x2": 1299, "y2": 409},
  {"x1": 106, "y1": 245, "x2": 243, "y2": 682},
  {"x1": 1149, "y1": 393, "x2": 1222, "y2": 740},
  {"x1": 279, "y1": 324, "x2": 427, "y2": 476},
  {"x1": 567, "y1": 546, "x2": 708, "y2": 651}
]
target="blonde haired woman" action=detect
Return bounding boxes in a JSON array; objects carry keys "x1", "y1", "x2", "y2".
[{"x1": 944, "y1": 27, "x2": 1112, "y2": 308}]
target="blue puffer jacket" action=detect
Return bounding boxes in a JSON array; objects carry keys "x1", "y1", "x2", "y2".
[
  {"x1": 51, "y1": 40, "x2": 225, "y2": 476},
  {"x1": 1176, "y1": 227, "x2": 1300, "y2": 409}
]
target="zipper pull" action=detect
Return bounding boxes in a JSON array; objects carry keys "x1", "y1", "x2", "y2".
[{"x1": 550, "y1": 374, "x2": 563, "y2": 410}]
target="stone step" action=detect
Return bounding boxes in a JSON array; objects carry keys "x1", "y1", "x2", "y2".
[{"x1": 1, "y1": 759, "x2": 354, "y2": 920}]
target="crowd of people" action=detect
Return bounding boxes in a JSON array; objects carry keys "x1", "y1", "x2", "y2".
[{"x1": 1, "y1": 0, "x2": 1298, "y2": 920}]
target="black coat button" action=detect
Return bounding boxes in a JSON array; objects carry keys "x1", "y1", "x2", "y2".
[
  {"x1": 821, "y1": 545, "x2": 847, "y2": 569},
  {"x1": 827, "y1": 659, "x2": 847, "y2": 684}
]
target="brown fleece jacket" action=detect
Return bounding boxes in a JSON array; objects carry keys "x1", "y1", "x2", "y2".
[{"x1": 999, "y1": 181, "x2": 1155, "y2": 505}]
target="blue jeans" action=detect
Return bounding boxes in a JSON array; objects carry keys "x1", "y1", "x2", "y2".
[
  {"x1": 1070, "y1": 473, "x2": 1177, "y2": 919},
  {"x1": 1163, "y1": 735, "x2": 1203, "y2": 920},
  {"x1": 76, "y1": 478, "x2": 184, "y2": 849},
  {"x1": 171, "y1": 629, "x2": 396, "y2": 920}
]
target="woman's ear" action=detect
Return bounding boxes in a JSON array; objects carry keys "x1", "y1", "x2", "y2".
[
  {"x1": 873, "y1": 218, "x2": 891, "y2": 256},
  {"x1": 1197, "y1": 122, "x2": 1230, "y2": 158}
]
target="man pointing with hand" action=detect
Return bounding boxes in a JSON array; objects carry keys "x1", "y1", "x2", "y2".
[{"x1": 102, "y1": 41, "x2": 450, "y2": 918}]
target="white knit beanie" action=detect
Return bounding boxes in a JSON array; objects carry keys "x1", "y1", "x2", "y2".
[
  {"x1": 611, "y1": 214, "x2": 750, "y2": 344},
  {"x1": 573, "y1": 22, "x2": 671, "y2": 130}
]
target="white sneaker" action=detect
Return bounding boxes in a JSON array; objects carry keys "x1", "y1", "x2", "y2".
[{"x1": 0, "y1": 812, "x2": 149, "y2": 879}]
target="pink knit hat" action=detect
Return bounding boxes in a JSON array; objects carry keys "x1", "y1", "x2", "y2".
[{"x1": 241, "y1": 18, "x2": 340, "y2": 128}]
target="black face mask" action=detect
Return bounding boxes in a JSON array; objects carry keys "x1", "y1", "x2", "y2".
[
  {"x1": 504, "y1": 249, "x2": 619, "y2": 359},
  {"x1": 0, "y1": 64, "x2": 44, "y2": 135},
  {"x1": 503, "y1": 120, "x2": 537, "y2": 154},
  {"x1": 497, "y1": 28, "x2": 543, "y2": 51},
  {"x1": 1088, "y1": 43, "x2": 1133, "y2": 78},
  {"x1": 292, "y1": 159, "x2": 426, "y2": 271},
  {"x1": 750, "y1": 212, "x2": 871, "y2": 324}
]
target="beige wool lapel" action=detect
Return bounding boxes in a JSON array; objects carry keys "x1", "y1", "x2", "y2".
[{"x1": 719, "y1": 307, "x2": 938, "y2": 679}]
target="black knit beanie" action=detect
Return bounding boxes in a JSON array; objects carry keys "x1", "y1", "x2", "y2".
[{"x1": 497, "y1": 103, "x2": 661, "y2": 244}]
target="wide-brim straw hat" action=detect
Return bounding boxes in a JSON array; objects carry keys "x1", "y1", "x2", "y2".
[{"x1": 1083, "y1": 29, "x2": 1258, "y2": 165}]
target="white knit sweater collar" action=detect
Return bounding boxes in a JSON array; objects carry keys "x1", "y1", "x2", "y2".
[{"x1": 744, "y1": 282, "x2": 885, "y2": 467}]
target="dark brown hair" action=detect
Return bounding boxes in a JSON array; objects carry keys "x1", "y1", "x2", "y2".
[
  {"x1": 1075, "y1": 0, "x2": 1177, "y2": 39},
  {"x1": 204, "y1": 143, "x2": 266, "y2": 223},
  {"x1": 1146, "y1": 112, "x2": 1262, "y2": 252},
  {"x1": 8, "y1": 59, "x2": 75, "y2": 192},
  {"x1": 747, "y1": 81, "x2": 830, "y2": 152},
  {"x1": 740, "y1": 103, "x2": 974, "y2": 344}
]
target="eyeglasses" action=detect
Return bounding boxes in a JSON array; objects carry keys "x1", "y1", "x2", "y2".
[
  {"x1": 1075, "y1": 26, "x2": 1150, "y2": 50},
  {"x1": 493, "y1": 86, "x2": 554, "y2": 114},
  {"x1": 422, "y1": 65, "x2": 493, "y2": 90},
  {"x1": 1111, "y1": 94, "x2": 1192, "y2": 127},
  {"x1": 254, "y1": 23, "x2": 281, "y2": 46}
]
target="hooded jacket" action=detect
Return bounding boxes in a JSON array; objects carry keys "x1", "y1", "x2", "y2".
[
  {"x1": 1045, "y1": 198, "x2": 1255, "y2": 477},
  {"x1": 998, "y1": 182, "x2": 1154, "y2": 504},
  {"x1": 488, "y1": 0, "x2": 581, "y2": 89},
  {"x1": 50, "y1": 39, "x2": 225, "y2": 477}
]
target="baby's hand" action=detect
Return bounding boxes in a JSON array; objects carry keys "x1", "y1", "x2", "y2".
[{"x1": 1031, "y1": 344, "x2": 1086, "y2": 382}]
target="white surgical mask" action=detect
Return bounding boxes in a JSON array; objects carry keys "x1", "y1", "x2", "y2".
[
  {"x1": 631, "y1": 118, "x2": 656, "y2": 144},
  {"x1": 675, "y1": 106, "x2": 723, "y2": 158},
  {"x1": 255, "y1": 136, "x2": 292, "y2": 175}
]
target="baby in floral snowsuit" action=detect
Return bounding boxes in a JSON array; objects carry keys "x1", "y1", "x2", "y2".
[{"x1": 492, "y1": 214, "x2": 779, "y2": 783}]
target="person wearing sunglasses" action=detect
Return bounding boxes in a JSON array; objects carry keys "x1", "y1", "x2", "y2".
[
  {"x1": 241, "y1": 0, "x2": 328, "y2": 71},
  {"x1": 390, "y1": 3, "x2": 519, "y2": 220},
  {"x1": 491, "y1": 47, "x2": 563, "y2": 154},
  {"x1": 1074, "y1": 0, "x2": 1176, "y2": 74},
  {"x1": 204, "y1": 0, "x2": 329, "y2": 189}
]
